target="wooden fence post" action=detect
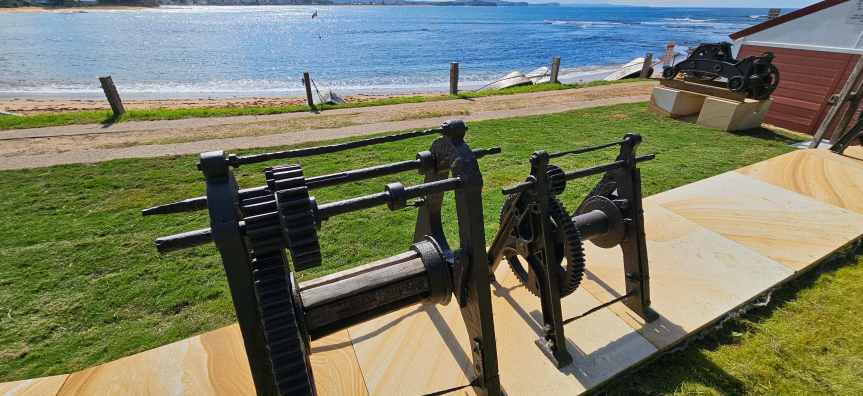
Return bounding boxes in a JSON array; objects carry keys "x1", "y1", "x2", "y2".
[
  {"x1": 98, "y1": 76, "x2": 124, "y2": 116},
  {"x1": 810, "y1": 56, "x2": 863, "y2": 148},
  {"x1": 550, "y1": 57, "x2": 561, "y2": 84},
  {"x1": 450, "y1": 62, "x2": 459, "y2": 95},
  {"x1": 639, "y1": 53, "x2": 653, "y2": 79},
  {"x1": 304, "y1": 72, "x2": 315, "y2": 109}
]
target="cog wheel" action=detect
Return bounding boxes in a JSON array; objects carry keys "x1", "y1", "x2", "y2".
[
  {"x1": 270, "y1": 165, "x2": 323, "y2": 272},
  {"x1": 249, "y1": 251, "x2": 316, "y2": 396},
  {"x1": 498, "y1": 194, "x2": 586, "y2": 298},
  {"x1": 547, "y1": 164, "x2": 567, "y2": 197},
  {"x1": 750, "y1": 62, "x2": 780, "y2": 100},
  {"x1": 239, "y1": 167, "x2": 316, "y2": 395}
]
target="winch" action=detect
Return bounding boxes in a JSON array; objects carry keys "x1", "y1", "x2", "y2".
[
  {"x1": 145, "y1": 120, "x2": 503, "y2": 396},
  {"x1": 487, "y1": 133, "x2": 659, "y2": 368},
  {"x1": 662, "y1": 42, "x2": 780, "y2": 100}
]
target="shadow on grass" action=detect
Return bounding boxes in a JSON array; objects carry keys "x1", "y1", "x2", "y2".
[
  {"x1": 100, "y1": 114, "x2": 121, "y2": 127},
  {"x1": 603, "y1": 244, "x2": 863, "y2": 395},
  {"x1": 728, "y1": 126, "x2": 804, "y2": 145}
]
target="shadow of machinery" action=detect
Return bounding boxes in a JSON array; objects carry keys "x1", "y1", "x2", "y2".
[
  {"x1": 601, "y1": 243, "x2": 863, "y2": 396},
  {"x1": 727, "y1": 126, "x2": 806, "y2": 145}
]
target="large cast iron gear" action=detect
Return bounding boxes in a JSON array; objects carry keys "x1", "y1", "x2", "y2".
[
  {"x1": 499, "y1": 194, "x2": 585, "y2": 298},
  {"x1": 239, "y1": 184, "x2": 316, "y2": 396},
  {"x1": 270, "y1": 165, "x2": 323, "y2": 272},
  {"x1": 751, "y1": 58, "x2": 780, "y2": 100}
]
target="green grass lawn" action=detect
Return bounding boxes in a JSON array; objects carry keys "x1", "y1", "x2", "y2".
[
  {"x1": 5, "y1": 101, "x2": 856, "y2": 395},
  {"x1": 0, "y1": 79, "x2": 652, "y2": 131}
]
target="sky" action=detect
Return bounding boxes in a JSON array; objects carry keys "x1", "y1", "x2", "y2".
[{"x1": 557, "y1": 0, "x2": 817, "y2": 7}]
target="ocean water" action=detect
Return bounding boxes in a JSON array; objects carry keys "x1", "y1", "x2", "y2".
[{"x1": 0, "y1": 5, "x2": 774, "y2": 99}]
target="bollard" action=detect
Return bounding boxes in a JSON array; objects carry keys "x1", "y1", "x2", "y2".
[
  {"x1": 99, "y1": 76, "x2": 125, "y2": 116},
  {"x1": 550, "y1": 57, "x2": 561, "y2": 84},
  {"x1": 639, "y1": 53, "x2": 653, "y2": 79},
  {"x1": 449, "y1": 62, "x2": 459, "y2": 95},
  {"x1": 304, "y1": 72, "x2": 315, "y2": 109}
]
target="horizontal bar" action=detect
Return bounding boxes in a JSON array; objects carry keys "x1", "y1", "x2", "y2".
[
  {"x1": 156, "y1": 228, "x2": 213, "y2": 254},
  {"x1": 548, "y1": 139, "x2": 625, "y2": 159},
  {"x1": 564, "y1": 154, "x2": 654, "y2": 181},
  {"x1": 230, "y1": 127, "x2": 443, "y2": 167},
  {"x1": 500, "y1": 154, "x2": 655, "y2": 195},
  {"x1": 316, "y1": 178, "x2": 462, "y2": 220},
  {"x1": 142, "y1": 147, "x2": 500, "y2": 217},
  {"x1": 306, "y1": 159, "x2": 421, "y2": 190}
]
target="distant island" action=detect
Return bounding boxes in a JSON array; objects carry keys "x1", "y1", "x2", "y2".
[{"x1": 1, "y1": 0, "x2": 568, "y2": 8}]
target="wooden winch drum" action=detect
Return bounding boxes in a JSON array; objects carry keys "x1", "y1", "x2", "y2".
[{"x1": 298, "y1": 237, "x2": 451, "y2": 341}]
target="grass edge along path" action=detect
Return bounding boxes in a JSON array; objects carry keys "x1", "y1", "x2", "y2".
[
  {"x1": 6, "y1": 102, "x2": 851, "y2": 396},
  {"x1": 0, "y1": 79, "x2": 653, "y2": 131}
]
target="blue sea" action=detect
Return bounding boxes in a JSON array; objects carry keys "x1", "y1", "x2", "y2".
[{"x1": 0, "y1": 5, "x2": 776, "y2": 98}]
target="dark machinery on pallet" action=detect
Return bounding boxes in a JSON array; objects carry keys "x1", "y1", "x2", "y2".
[
  {"x1": 143, "y1": 120, "x2": 503, "y2": 396},
  {"x1": 487, "y1": 133, "x2": 659, "y2": 368},
  {"x1": 662, "y1": 42, "x2": 780, "y2": 100}
]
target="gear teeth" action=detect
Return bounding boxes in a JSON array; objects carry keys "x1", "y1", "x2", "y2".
[
  {"x1": 270, "y1": 166, "x2": 323, "y2": 272},
  {"x1": 237, "y1": 164, "x2": 315, "y2": 395},
  {"x1": 550, "y1": 198, "x2": 586, "y2": 297},
  {"x1": 547, "y1": 164, "x2": 567, "y2": 197},
  {"x1": 499, "y1": 193, "x2": 586, "y2": 298}
]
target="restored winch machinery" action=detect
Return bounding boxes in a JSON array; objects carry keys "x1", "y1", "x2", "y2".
[
  {"x1": 663, "y1": 42, "x2": 780, "y2": 100},
  {"x1": 145, "y1": 120, "x2": 658, "y2": 395}
]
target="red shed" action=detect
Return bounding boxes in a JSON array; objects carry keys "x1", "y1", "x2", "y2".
[{"x1": 730, "y1": 0, "x2": 863, "y2": 137}]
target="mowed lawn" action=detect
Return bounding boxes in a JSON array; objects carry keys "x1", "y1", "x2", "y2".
[{"x1": 3, "y1": 102, "x2": 859, "y2": 395}]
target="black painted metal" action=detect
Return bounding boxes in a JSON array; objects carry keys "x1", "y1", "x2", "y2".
[
  {"x1": 148, "y1": 121, "x2": 501, "y2": 396},
  {"x1": 488, "y1": 133, "x2": 659, "y2": 369},
  {"x1": 663, "y1": 42, "x2": 780, "y2": 100},
  {"x1": 143, "y1": 147, "x2": 499, "y2": 217}
]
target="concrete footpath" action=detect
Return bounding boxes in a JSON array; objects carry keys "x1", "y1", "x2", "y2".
[{"x1": 0, "y1": 82, "x2": 655, "y2": 170}]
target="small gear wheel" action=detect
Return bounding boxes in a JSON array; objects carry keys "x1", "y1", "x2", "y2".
[
  {"x1": 499, "y1": 194, "x2": 586, "y2": 298},
  {"x1": 270, "y1": 165, "x2": 323, "y2": 272},
  {"x1": 547, "y1": 164, "x2": 567, "y2": 197}
]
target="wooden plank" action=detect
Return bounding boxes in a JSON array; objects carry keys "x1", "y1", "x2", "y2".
[
  {"x1": 549, "y1": 57, "x2": 561, "y2": 84},
  {"x1": 639, "y1": 53, "x2": 653, "y2": 79},
  {"x1": 347, "y1": 262, "x2": 657, "y2": 396},
  {"x1": 57, "y1": 324, "x2": 364, "y2": 395},
  {"x1": 98, "y1": 76, "x2": 124, "y2": 116},
  {"x1": 304, "y1": 71, "x2": 315, "y2": 108},
  {"x1": 659, "y1": 79, "x2": 747, "y2": 102},
  {"x1": 300, "y1": 255, "x2": 425, "y2": 309},
  {"x1": 736, "y1": 150, "x2": 863, "y2": 214},
  {"x1": 648, "y1": 170, "x2": 863, "y2": 272},
  {"x1": 0, "y1": 375, "x2": 69, "y2": 396},
  {"x1": 579, "y1": 201, "x2": 794, "y2": 350},
  {"x1": 450, "y1": 62, "x2": 459, "y2": 95}
]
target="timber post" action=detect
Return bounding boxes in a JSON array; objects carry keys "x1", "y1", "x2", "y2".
[
  {"x1": 98, "y1": 76, "x2": 125, "y2": 116},
  {"x1": 303, "y1": 71, "x2": 315, "y2": 109},
  {"x1": 550, "y1": 56, "x2": 561, "y2": 84},
  {"x1": 811, "y1": 56, "x2": 863, "y2": 148},
  {"x1": 450, "y1": 62, "x2": 459, "y2": 95},
  {"x1": 639, "y1": 53, "x2": 653, "y2": 79}
]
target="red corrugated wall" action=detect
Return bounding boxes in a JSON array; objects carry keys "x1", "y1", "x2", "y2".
[{"x1": 737, "y1": 44, "x2": 861, "y2": 137}]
